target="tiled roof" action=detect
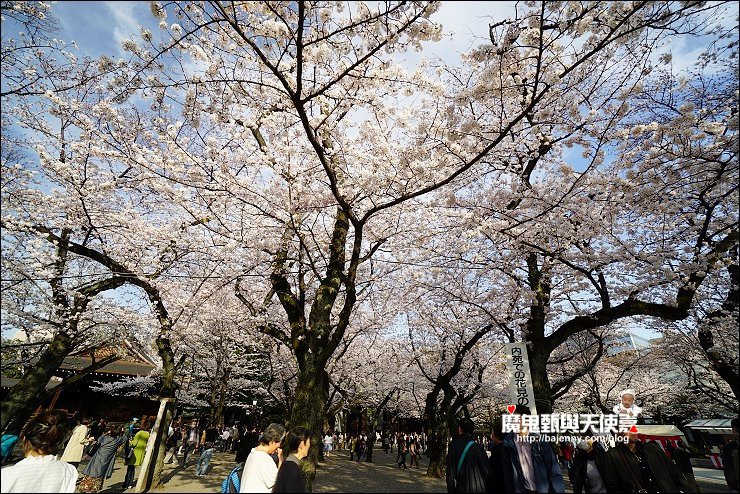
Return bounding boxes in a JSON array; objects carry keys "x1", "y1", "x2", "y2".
[
  {"x1": 58, "y1": 355, "x2": 155, "y2": 377},
  {"x1": 1, "y1": 376, "x2": 59, "y2": 390}
]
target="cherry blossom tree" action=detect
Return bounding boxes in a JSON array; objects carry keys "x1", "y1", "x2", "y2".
[{"x1": 435, "y1": 0, "x2": 738, "y2": 416}]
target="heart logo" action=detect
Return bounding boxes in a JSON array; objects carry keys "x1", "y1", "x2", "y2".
[
  {"x1": 507, "y1": 405, "x2": 516, "y2": 414},
  {"x1": 629, "y1": 425, "x2": 638, "y2": 433}
]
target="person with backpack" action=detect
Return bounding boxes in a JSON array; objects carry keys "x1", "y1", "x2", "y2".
[
  {"x1": 239, "y1": 423, "x2": 285, "y2": 493},
  {"x1": 446, "y1": 417, "x2": 491, "y2": 493}
]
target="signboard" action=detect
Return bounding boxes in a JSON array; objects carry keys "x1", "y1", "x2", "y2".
[{"x1": 505, "y1": 342, "x2": 537, "y2": 415}]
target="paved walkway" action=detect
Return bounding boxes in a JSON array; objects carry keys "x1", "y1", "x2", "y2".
[
  {"x1": 313, "y1": 448, "x2": 446, "y2": 493},
  {"x1": 4, "y1": 447, "x2": 733, "y2": 492},
  {"x1": 89, "y1": 447, "x2": 446, "y2": 493}
]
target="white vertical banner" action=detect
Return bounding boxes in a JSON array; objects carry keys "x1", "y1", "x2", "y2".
[{"x1": 505, "y1": 342, "x2": 538, "y2": 415}]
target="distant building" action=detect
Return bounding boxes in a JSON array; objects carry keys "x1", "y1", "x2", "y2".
[
  {"x1": 1, "y1": 340, "x2": 160, "y2": 422},
  {"x1": 606, "y1": 332, "x2": 652, "y2": 356}
]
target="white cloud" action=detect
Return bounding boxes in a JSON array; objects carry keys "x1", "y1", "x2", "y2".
[
  {"x1": 104, "y1": 1, "x2": 150, "y2": 54},
  {"x1": 399, "y1": 1, "x2": 516, "y2": 68}
]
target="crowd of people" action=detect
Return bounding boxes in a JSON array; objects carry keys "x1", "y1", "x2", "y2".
[
  {"x1": 447, "y1": 401, "x2": 740, "y2": 494},
  {"x1": 317, "y1": 430, "x2": 427, "y2": 468},
  {"x1": 1, "y1": 401, "x2": 739, "y2": 494},
  {"x1": 0, "y1": 412, "x2": 270, "y2": 493}
]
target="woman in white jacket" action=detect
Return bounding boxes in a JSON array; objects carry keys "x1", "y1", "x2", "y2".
[
  {"x1": 0, "y1": 410, "x2": 78, "y2": 493},
  {"x1": 60, "y1": 417, "x2": 91, "y2": 468}
]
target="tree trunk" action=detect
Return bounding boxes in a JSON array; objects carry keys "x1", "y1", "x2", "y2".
[
  {"x1": 1, "y1": 331, "x2": 72, "y2": 434},
  {"x1": 424, "y1": 406, "x2": 449, "y2": 478},
  {"x1": 215, "y1": 373, "x2": 228, "y2": 427},
  {"x1": 528, "y1": 348, "x2": 554, "y2": 414},
  {"x1": 423, "y1": 388, "x2": 451, "y2": 479},
  {"x1": 291, "y1": 362, "x2": 330, "y2": 492}
]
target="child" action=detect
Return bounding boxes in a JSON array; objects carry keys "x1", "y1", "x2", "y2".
[
  {"x1": 195, "y1": 441, "x2": 215, "y2": 476},
  {"x1": 612, "y1": 388, "x2": 643, "y2": 418}
]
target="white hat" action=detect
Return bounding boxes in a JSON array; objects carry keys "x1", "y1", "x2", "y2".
[{"x1": 620, "y1": 389, "x2": 636, "y2": 398}]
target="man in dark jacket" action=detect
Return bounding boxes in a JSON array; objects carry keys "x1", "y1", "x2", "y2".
[
  {"x1": 722, "y1": 418, "x2": 739, "y2": 492},
  {"x1": 446, "y1": 418, "x2": 490, "y2": 493},
  {"x1": 604, "y1": 430, "x2": 693, "y2": 493},
  {"x1": 666, "y1": 439, "x2": 701, "y2": 493},
  {"x1": 500, "y1": 405, "x2": 565, "y2": 493},
  {"x1": 570, "y1": 438, "x2": 607, "y2": 494},
  {"x1": 488, "y1": 418, "x2": 505, "y2": 494}
]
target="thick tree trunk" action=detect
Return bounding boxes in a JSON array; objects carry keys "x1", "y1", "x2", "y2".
[
  {"x1": 423, "y1": 388, "x2": 451, "y2": 479},
  {"x1": 291, "y1": 362, "x2": 329, "y2": 492},
  {"x1": 215, "y1": 375, "x2": 228, "y2": 426},
  {"x1": 528, "y1": 348, "x2": 553, "y2": 414},
  {"x1": 1, "y1": 331, "x2": 73, "y2": 434},
  {"x1": 424, "y1": 407, "x2": 449, "y2": 478}
]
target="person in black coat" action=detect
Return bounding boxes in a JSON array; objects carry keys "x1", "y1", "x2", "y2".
[
  {"x1": 570, "y1": 438, "x2": 607, "y2": 494},
  {"x1": 487, "y1": 418, "x2": 505, "y2": 494},
  {"x1": 446, "y1": 418, "x2": 490, "y2": 493},
  {"x1": 721, "y1": 418, "x2": 739, "y2": 493},
  {"x1": 273, "y1": 427, "x2": 310, "y2": 493},
  {"x1": 235, "y1": 426, "x2": 258, "y2": 464},
  {"x1": 604, "y1": 430, "x2": 693, "y2": 493},
  {"x1": 665, "y1": 440, "x2": 701, "y2": 493}
]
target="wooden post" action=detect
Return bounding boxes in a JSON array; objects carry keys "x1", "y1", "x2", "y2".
[
  {"x1": 134, "y1": 397, "x2": 174, "y2": 493},
  {"x1": 47, "y1": 388, "x2": 62, "y2": 410}
]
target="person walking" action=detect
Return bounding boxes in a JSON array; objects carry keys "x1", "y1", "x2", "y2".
[
  {"x1": 603, "y1": 428, "x2": 693, "y2": 493},
  {"x1": 196, "y1": 441, "x2": 216, "y2": 476},
  {"x1": 570, "y1": 438, "x2": 607, "y2": 494},
  {"x1": 235, "y1": 425, "x2": 253, "y2": 465},
  {"x1": 202, "y1": 422, "x2": 218, "y2": 454},
  {"x1": 398, "y1": 440, "x2": 408, "y2": 469},
  {"x1": 230, "y1": 424, "x2": 239, "y2": 453},
  {"x1": 665, "y1": 440, "x2": 701, "y2": 493},
  {"x1": 487, "y1": 418, "x2": 505, "y2": 494},
  {"x1": 182, "y1": 418, "x2": 200, "y2": 467},
  {"x1": 164, "y1": 420, "x2": 180, "y2": 465},
  {"x1": 60, "y1": 416, "x2": 90, "y2": 468},
  {"x1": 409, "y1": 437, "x2": 419, "y2": 468},
  {"x1": 354, "y1": 435, "x2": 364, "y2": 462},
  {"x1": 239, "y1": 423, "x2": 285, "y2": 493},
  {"x1": 446, "y1": 418, "x2": 490, "y2": 493},
  {"x1": 349, "y1": 436, "x2": 357, "y2": 461},
  {"x1": 77, "y1": 426, "x2": 127, "y2": 493},
  {"x1": 220, "y1": 427, "x2": 231, "y2": 453},
  {"x1": 273, "y1": 427, "x2": 310, "y2": 493},
  {"x1": 122, "y1": 418, "x2": 151, "y2": 490},
  {"x1": 0, "y1": 410, "x2": 77, "y2": 493},
  {"x1": 500, "y1": 405, "x2": 564, "y2": 494},
  {"x1": 722, "y1": 418, "x2": 739, "y2": 493},
  {"x1": 323, "y1": 431, "x2": 333, "y2": 457}
]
